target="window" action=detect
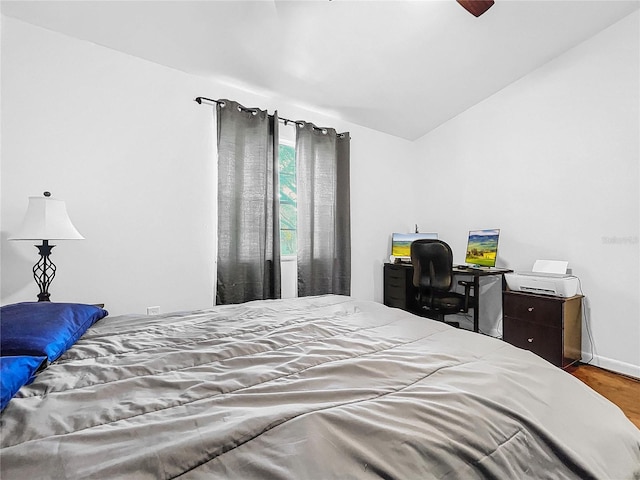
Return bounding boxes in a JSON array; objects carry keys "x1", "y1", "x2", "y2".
[{"x1": 278, "y1": 143, "x2": 296, "y2": 256}]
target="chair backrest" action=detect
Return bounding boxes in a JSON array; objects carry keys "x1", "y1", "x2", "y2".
[{"x1": 410, "y1": 239, "x2": 454, "y2": 291}]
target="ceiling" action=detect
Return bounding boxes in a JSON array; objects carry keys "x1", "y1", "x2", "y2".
[{"x1": 2, "y1": 0, "x2": 638, "y2": 140}]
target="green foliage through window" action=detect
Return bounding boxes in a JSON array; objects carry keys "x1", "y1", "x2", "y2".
[{"x1": 279, "y1": 144, "x2": 297, "y2": 256}]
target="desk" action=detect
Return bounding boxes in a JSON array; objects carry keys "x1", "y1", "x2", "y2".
[{"x1": 383, "y1": 263, "x2": 512, "y2": 333}]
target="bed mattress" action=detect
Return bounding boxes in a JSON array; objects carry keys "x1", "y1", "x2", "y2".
[{"x1": 1, "y1": 295, "x2": 639, "y2": 479}]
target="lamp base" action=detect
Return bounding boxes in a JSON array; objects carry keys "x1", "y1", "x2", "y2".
[
  {"x1": 37, "y1": 292, "x2": 51, "y2": 302},
  {"x1": 33, "y1": 240, "x2": 56, "y2": 302}
]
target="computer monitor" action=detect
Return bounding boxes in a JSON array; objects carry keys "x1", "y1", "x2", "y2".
[
  {"x1": 465, "y1": 229, "x2": 500, "y2": 267},
  {"x1": 391, "y1": 232, "x2": 438, "y2": 261}
]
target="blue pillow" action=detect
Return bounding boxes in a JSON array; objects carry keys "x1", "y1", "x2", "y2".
[
  {"x1": 0, "y1": 302, "x2": 108, "y2": 362},
  {"x1": 0, "y1": 355, "x2": 47, "y2": 410}
]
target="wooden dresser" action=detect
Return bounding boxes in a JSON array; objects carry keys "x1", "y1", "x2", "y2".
[{"x1": 503, "y1": 291, "x2": 583, "y2": 369}]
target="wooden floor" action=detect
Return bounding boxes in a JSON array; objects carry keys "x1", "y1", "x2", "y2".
[{"x1": 568, "y1": 363, "x2": 640, "y2": 429}]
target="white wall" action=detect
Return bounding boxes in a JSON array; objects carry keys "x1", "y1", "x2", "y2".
[
  {"x1": 0, "y1": 16, "x2": 415, "y2": 315},
  {"x1": 1, "y1": 17, "x2": 217, "y2": 315},
  {"x1": 4, "y1": 11, "x2": 636, "y2": 378},
  {"x1": 412, "y1": 12, "x2": 639, "y2": 377}
]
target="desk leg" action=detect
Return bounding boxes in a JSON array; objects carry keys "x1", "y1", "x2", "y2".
[{"x1": 473, "y1": 275, "x2": 480, "y2": 333}]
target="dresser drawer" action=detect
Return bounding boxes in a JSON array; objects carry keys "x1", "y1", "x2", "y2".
[
  {"x1": 503, "y1": 293, "x2": 563, "y2": 328},
  {"x1": 385, "y1": 265, "x2": 407, "y2": 283},
  {"x1": 384, "y1": 293, "x2": 407, "y2": 309},
  {"x1": 503, "y1": 316, "x2": 563, "y2": 367},
  {"x1": 385, "y1": 277, "x2": 406, "y2": 292},
  {"x1": 384, "y1": 282, "x2": 406, "y2": 306}
]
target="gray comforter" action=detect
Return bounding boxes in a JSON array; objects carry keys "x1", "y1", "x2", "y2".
[{"x1": 2, "y1": 295, "x2": 639, "y2": 479}]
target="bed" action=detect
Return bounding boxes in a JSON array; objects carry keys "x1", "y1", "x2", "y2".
[{"x1": 1, "y1": 295, "x2": 639, "y2": 479}]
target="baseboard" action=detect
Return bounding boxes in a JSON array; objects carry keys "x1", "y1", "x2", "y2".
[{"x1": 585, "y1": 354, "x2": 640, "y2": 380}]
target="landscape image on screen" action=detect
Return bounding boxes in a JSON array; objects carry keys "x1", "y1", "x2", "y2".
[
  {"x1": 465, "y1": 229, "x2": 500, "y2": 267},
  {"x1": 392, "y1": 233, "x2": 437, "y2": 257}
]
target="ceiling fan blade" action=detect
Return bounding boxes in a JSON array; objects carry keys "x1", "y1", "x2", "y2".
[{"x1": 456, "y1": 0, "x2": 495, "y2": 17}]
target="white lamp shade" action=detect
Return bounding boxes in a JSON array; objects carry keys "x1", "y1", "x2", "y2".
[{"x1": 9, "y1": 195, "x2": 84, "y2": 241}]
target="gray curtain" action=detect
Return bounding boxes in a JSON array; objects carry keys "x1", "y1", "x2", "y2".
[
  {"x1": 216, "y1": 100, "x2": 281, "y2": 304},
  {"x1": 296, "y1": 123, "x2": 351, "y2": 296}
]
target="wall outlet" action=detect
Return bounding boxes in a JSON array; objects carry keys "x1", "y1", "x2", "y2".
[{"x1": 146, "y1": 306, "x2": 161, "y2": 315}]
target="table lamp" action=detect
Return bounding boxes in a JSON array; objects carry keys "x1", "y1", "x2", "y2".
[{"x1": 9, "y1": 191, "x2": 84, "y2": 302}]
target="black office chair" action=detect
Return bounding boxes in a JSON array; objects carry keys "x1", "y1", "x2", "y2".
[{"x1": 410, "y1": 239, "x2": 473, "y2": 326}]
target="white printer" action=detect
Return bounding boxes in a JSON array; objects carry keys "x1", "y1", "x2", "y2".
[{"x1": 504, "y1": 260, "x2": 579, "y2": 298}]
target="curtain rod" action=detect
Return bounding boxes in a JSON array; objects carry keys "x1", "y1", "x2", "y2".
[
  {"x1": 194, "y1": 96, "x2": 349, "y2": 138},
  {"x1": 195, "y1": 96, "x2": 304, "y2": 128}
]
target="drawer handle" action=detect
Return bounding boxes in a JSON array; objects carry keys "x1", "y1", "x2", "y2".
[
  {"x1": 527, "y1": 307, "x2": 534, "y2": 312},
  {"x1": 527, "y1": 338, "x2": 533, "y2": 343}
]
